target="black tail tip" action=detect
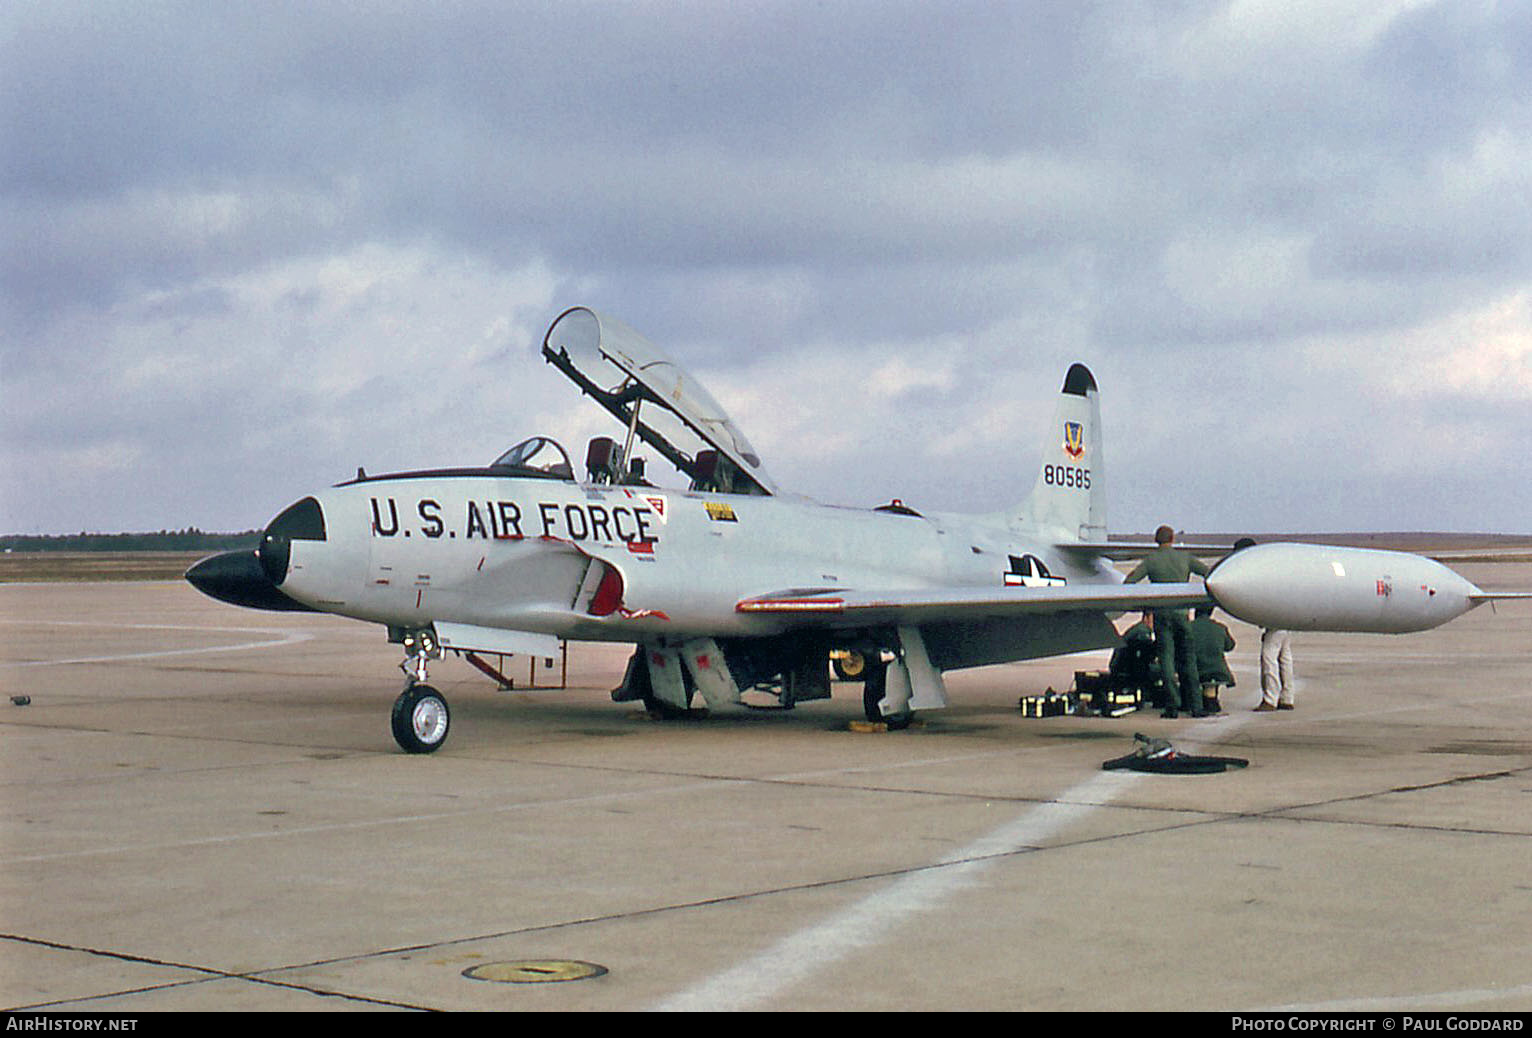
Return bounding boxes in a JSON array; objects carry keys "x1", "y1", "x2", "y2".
[{"x1": 1062, "y1": 364, "x2": 1096, "y2": 397}]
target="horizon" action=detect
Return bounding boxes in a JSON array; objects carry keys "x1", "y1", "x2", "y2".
[{"x1": 7, "y1": 527, "x2": 1531, "y2": 543}]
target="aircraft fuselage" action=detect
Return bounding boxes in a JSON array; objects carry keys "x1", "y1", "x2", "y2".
[{"x1": 274, "y1": 471, "x2": 1117, "y2": 653}]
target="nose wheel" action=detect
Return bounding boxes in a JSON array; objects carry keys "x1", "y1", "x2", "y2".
[
  {"x1": 392, "y1": 683, "x2": 451, "y2": 753},
  {"x1": 391, "y1": 628, "x2": 450, "y2": 753}
]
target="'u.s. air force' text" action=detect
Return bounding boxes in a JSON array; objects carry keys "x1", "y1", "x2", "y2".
[{"x1": 370, "y1": 497, "x2": 659, "y2": 545}]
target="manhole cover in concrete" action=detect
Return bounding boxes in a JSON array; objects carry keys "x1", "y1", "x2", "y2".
[{"x1": 463, "y1": 960, "x2": 608, "y2": 984}]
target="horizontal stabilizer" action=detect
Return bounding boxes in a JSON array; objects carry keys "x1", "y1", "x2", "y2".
[{"x1": 1058, "y1": 541, "x2": 1231, "y2": 561}]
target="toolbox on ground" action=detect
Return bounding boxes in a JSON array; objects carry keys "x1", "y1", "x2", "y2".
[
  {"x1": 1076, "y1": 670, "x2": 1140, "y2": 717},
  {"x1": 1018, "y1": 688, "x2": 1072, "y2": 717}
]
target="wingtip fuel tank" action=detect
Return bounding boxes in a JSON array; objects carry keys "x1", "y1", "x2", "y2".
[{"x1": 1206, "y1": 542, "x2": 1483, "y2": 634}]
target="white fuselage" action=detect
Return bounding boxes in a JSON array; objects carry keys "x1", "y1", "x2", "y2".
[{"x1": 278, "y1": 473, "x2": 1118, "y2": 649}]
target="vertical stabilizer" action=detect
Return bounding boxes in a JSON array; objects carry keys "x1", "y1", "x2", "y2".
[{"x1": 1014, "y1": 363, "x2": 1106, "y2": 541}]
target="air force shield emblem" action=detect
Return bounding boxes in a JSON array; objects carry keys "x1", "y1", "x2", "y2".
[{"x1": 1063, "y1": 421, "x2": 1085, "y2": 460}]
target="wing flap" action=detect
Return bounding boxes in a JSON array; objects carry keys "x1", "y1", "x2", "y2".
[{"x1": 737, "y1": 582, "x2": 1210, "y2": 625}]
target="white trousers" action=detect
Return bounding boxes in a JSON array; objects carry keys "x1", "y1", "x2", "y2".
[{"x1": 1260, "y1": 629, "x2": 1295, "y2": 706}]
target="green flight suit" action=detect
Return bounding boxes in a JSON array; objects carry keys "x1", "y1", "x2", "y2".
[
  {"x1": 1190, "y1": 616, "x2": 1235, "y2": 688},
  {"x1": 1125, "y1": 546, "x2": 1211, "y2": 714},
  {"x1": 1190, "y1": 614, "x2": 1236, "y2": 712}
]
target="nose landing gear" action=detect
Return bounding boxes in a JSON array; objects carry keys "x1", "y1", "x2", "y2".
[
  {"x1": 392, "y1": 684, "x2": 450, "y2": 753},
  {"x1": 391, "y1": 629, "x2": 451, "y2": 754}
]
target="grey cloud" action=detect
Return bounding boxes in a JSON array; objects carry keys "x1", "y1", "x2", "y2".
[{"x1": 3, "y1": 1, "x2": 1529, "y2": 533}]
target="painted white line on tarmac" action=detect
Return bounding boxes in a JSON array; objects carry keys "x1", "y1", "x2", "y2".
[
  {"x1": 0, "y1": 619, "x2": 313, "y2": 668},
  {"x1": 648, "y1": 766, "x2": 1148, "y2": 1012},
  {"x1": 648, "y1": 711, "x2": 1257, "y2": 1013}
]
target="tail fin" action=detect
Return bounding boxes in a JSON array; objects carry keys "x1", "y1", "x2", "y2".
[{"x1": 1013, "y1": 363, "x2": 1107, "y2": 541}]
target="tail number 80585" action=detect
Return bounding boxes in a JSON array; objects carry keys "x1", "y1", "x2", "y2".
[{"x1": 1042, "y1": 465, "x2": 1091, "y2": 490}]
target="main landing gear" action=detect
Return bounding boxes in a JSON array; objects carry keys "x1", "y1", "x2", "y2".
[
  {"x1": 391, "y1": 629, "x2": 451, "y2": 754},
  {"x1": 832, "y1": 648, "x2": 870, "y2": 682},
  {"x1": 858, "y1": 654, "x2": 912, "y2": 730}
]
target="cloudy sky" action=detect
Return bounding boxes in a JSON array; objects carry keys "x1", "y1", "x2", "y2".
[{"x1": 3, "y1": 0, "x2": 1529, "y2": 537}]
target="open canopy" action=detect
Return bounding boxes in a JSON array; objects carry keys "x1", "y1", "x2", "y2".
[{"x1": 541, "y1": 307, "x2": 777, "y2": 496}]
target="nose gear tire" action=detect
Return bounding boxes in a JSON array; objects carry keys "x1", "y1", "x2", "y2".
[{"x1": 392, "y1": 684, "x2": 451, "y2": 754}]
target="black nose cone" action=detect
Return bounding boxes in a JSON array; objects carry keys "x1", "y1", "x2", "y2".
[
  {"x1": 185, "y1": 550, "x2": 316, "y2": 612},
  {"x1": 188, "y1": 497, "x2": 326, "y2": 611}
]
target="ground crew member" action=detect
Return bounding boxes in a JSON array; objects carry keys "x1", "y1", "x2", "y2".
[
  {"x1": 1189, "y1": 604, "x2": 1235, "y2": 714},
  {"x1": 1125, "y1": 525, "x2": 1211, "y2": 718},
  {"x1": 1257, "y1": 628, "x2": 1296, "y2": 711},
  {"x1": 1109, "y1": 611, "x2": 1163, "y2": 709}
]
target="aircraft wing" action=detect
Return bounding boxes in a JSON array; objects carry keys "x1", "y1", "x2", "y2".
[{"x1": 736, "y1": 581, "x2": 1210, "y2": 626}]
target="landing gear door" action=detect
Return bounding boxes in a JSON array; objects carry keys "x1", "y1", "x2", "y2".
[
  {"x1": 680, "y1": 637, "x2": 743, "y2": 708},
  {"x1": 898, "y1": 626, "x2": 948, "y2": 710}
]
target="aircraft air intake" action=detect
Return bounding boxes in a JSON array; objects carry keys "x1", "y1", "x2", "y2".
[{"x1": 258, "y1": 496, "x2": 327, "y2": 586}]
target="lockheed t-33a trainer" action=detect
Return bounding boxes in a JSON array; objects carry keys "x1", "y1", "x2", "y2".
[{"x1": 187, "y1": 307, "x2": 1528, "y2": 753}]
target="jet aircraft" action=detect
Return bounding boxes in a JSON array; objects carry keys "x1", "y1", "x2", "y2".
[{"x1": 186, "y1": 307, "x2": 1530, "y2": 752}]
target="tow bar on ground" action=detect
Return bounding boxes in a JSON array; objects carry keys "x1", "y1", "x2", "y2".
[{"x1": 1103, "y1": 733, "x2": 1249, "y2": 774}]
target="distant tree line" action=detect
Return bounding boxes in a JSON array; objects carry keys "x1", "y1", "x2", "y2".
[{"x1": 0, "y1": 529, "x2": 261, "y2": 553}]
